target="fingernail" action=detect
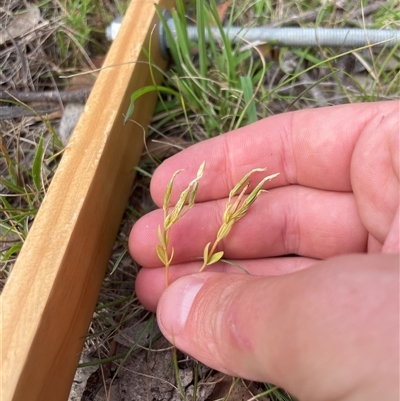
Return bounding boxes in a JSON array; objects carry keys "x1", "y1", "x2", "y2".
[{"x1": 158, "y1": 276, "x2": 205, "y2": 335}]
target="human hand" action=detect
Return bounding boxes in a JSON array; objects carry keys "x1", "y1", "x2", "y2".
[{"x1": 129, "y1": 101, "x2": 399, "y2": 401}]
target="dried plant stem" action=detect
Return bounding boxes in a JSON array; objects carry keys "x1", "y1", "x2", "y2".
[
  {"x1": 199, "y1": 169, "x2": 279, "y2": 272},
  {"x1": 156, "y1": 163, "x2": 279, "y2": 283},
  {"x1": 157, "y1": 161, "x2": 206, "y2": 286},
  {"x1": 0, "y1": 88, "x2": 92, "y2": 103}
]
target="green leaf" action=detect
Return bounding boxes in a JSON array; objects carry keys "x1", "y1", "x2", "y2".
[
  {"x1": 0, "y1": 178, "x2": 25, "y2": 194},
  {"x1": 197, "y1": 161, "x2": 206, "y2": 179},
  {"x1": 219, "y1": 259, "x2": 251, "y2": 275},
  {"x1": 133, "y1": 166, "x2": 153, "y2": 178},
  {"x1": 32, "y1": 134, "x2": 44, "y2": 192},
  {"x1": 157, "y1": 225, "x2": 166, "y2": 248},
  {"x1": 206, "y1": 251, "x2": 224, "y2": 266},
  {"x1": 163, "y1": 169, "x2": 182, "y2": 212},
  {"x1": 155, "y1": 5, "x2": 182, "y2": 74},
  {"x1": 167, "y1": 247, "x2": 175, "y2": 265},
  {"x1": 124, "y1": 86, "x2": 179, "y2": 124},
  {"x1": 203, "y1": 242, "x2": 211, "y2": 263},
  {"x1": 156, "y1": 244, "x2": 167, "y2": 265},
  {"x1": 188, "y1": 181, "x2": 198, "y2": 207},
  {"x1": 1, "y1": 242, "x2": 23, "y2": 262},
  {"x1": 196, "y1": 0, "x2": 207, "y2": 78},
  {"x1": 229, "y1": 168, "x2": 266, "y2": 199},
  {"x1": 240, "y1": 75, "x2": 258, "y2": 124},
  {"x1": 110, "y1": 248, "x2": 128, "y2": 275},
  {"x1": 208, "y1": 0, "x2": 236, "y2": 82}
]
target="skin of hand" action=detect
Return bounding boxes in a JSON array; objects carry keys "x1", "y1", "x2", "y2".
[{"x1": 129, "y1": 101, "x2": 399, "y2": 401}]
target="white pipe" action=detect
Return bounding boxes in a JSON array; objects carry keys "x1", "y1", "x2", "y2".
[
  {"x1": 106, "y1": 17, "x2": 400, "y2": 54},
  {"x1": 181, "y1": 25, "x2": 400, "y2": 48}
]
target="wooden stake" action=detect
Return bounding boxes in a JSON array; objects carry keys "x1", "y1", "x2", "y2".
[{"x1": 0, "y1": 1, "x2": 174, "y2": 399}]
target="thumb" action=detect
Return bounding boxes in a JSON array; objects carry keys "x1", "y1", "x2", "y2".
[{"x1": 156, "y1": 254, "x2": 398, "y2": 401}]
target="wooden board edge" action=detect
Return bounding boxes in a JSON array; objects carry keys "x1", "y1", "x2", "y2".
[{"x1": 0, "y1": 1, "x2": 175, "y2": 400}]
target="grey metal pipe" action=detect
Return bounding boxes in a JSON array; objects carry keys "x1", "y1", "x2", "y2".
[
  {"x1": 106, "y1": 16, "x2": 400, "y2": 56},
  {"x1": 179, "y1": 25, "x2": 399, "y2": 48}
]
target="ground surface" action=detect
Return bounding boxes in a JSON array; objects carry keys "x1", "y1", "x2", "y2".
[{"x1": 1, "y1": 0, "x2": 399, "y2": 400}]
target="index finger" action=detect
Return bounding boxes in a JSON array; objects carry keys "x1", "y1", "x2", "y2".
[{"x1": 150, "y1": 101, "x2": 398, "y2": 205}]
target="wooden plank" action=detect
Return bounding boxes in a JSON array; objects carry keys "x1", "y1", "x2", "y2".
[{"x1": 0, "y1": 1, "x2": 175, "y2": 400}]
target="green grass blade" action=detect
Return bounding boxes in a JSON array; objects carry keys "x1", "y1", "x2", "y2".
[
  {"x1": 110, "y1": 247, "x2": 128, "y2": 275},
  {"x1": 285, "y1": 69, "x2": 338, "y2": 111},
  {"x1": 196, "y1": 0, "x2": 207, "y2": 78},
  {"x1": 172, "y1": 346, "x2": 186, "y2": 398},
  {"x1": 0, "y1": 178, "x2": 26, "y2": 194},
  {"x1": 1, "y1": 243, "x2": 23, "y2": 262},
  {"x1": 156, "y1": 6, "x2": 183, "y2": 75},
  {"x1": 240, "y1": 75, "x2": 258, "y2": 124},
  {"x1": 32, "y1": 134, "x2": 44, "y2": 192},
  {"x1": 208, "y1": 0, "x2": 237, "y2": 83},
  {"x1": 133, "y1": 166, "x2": 153, "y2": 178},
  {"x1": 172, "y1": 8, "x2": 196, "y2": 76},
  {"x1": 124, "y1": 86, "x2": 180, "y2": 123}
]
